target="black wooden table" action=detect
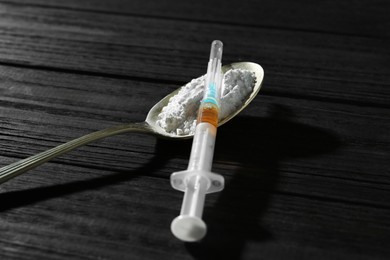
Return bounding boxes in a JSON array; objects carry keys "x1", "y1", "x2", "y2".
[{"x1": 0, "y1": 0, "x2": 389, "y2": 259}]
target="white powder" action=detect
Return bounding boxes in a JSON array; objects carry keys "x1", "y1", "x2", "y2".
[{"x1": 157, "y1": 69, "x2": 256, "y2": 135}]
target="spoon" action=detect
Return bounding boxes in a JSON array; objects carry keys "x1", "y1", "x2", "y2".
[{"x1": 0, "y1": 62, "x2": 264, "y2": 184}]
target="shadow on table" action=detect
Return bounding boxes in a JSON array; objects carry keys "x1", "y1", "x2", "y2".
[
  {"x1": 0, "y1": 104, "x2": 340, "y2": 260},
  {"x1": 185, "y1": 104, "x2": 341, "y2": 260},
  {"x1": 0, "y1": 131, "x2": 192, "y2": 212}
]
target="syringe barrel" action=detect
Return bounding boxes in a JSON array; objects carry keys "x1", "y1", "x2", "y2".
[{"x1": 188, "y1": 122, "x2": 216, "y2": 172}]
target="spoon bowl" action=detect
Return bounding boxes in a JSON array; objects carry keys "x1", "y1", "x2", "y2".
[
  {"x1": 146, "y1": 62, "x2": 264, "y2": 138},
  {"x1": 0, "y1": 62, "x2": 264, "y2": 184}
]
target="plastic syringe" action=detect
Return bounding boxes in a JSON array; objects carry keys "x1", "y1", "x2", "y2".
[{"x1": 170, "y1": 40, "x2": 225, "y2": 242}]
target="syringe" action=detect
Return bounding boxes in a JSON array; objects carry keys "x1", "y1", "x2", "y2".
[{"x1": 170, "y1": 40, "x2": 225, "y2": 242}]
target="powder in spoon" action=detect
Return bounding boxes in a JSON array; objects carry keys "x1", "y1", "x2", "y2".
[{"x1": 156, "y1": 69, "x2": 256, "y2": 135}]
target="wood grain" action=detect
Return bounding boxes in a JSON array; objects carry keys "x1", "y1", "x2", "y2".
[
  {"x1": 0, "y1": 2, "x2": 389, "y2": 107},
  {"x1": 0, "y1": 0, "x2": 389, "y2": 259},
  {"x1": 3, "y1": 0, "x2": 390, "y2": 38}
]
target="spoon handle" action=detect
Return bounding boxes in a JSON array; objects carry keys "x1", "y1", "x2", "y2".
[{"x1": 0, "y1": 122, "x2": 151, "y2": 185}]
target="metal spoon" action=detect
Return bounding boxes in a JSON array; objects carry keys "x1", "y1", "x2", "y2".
[{"x1": 0, "y1": 62, "x2": 264, "y2": 184}]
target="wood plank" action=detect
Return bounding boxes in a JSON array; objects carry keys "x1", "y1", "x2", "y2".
[
  {"x1": 0, "y1": 161, "x2": 389, "y2": 259},
  {"x1": 0, "y1": 1, "x2": 389, "y2": 258},
  {"x1": 2, "y1": 0, "x2": 389, "y2": 38},
  {"x1": 0, "y1": 3, "x2": 389, "y2": 107},
  {"x1": 0, "y1": 67, "x2": 388, "y2": 211}
]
